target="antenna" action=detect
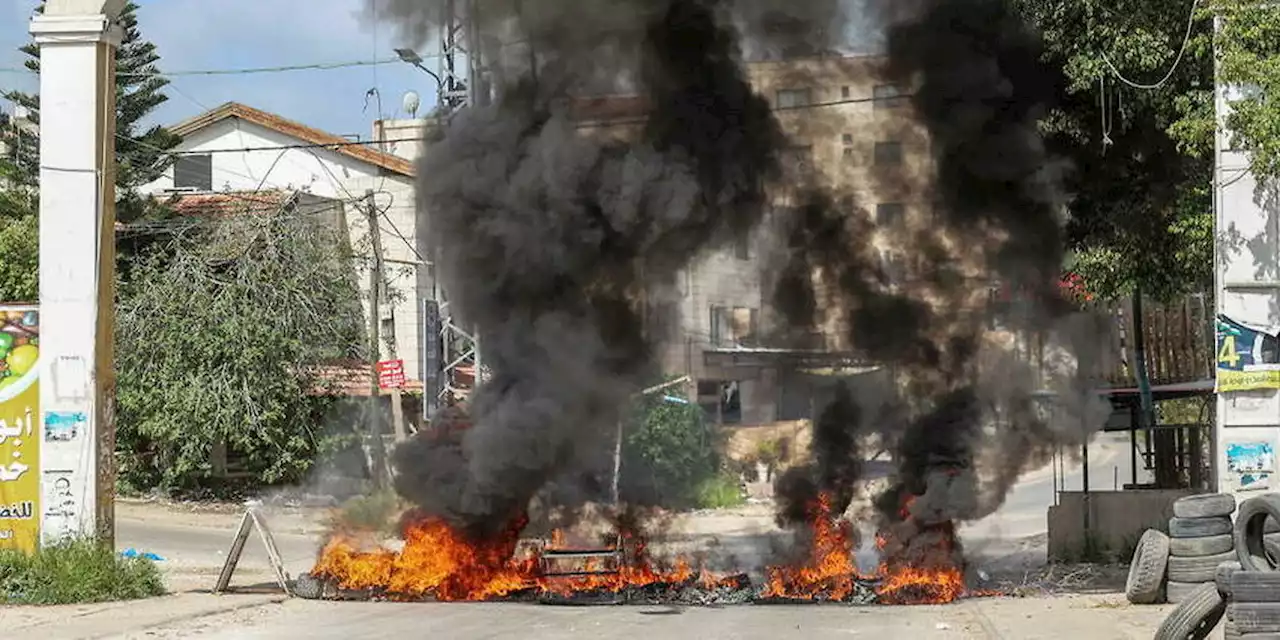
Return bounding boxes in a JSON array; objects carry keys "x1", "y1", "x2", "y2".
[{"x1": 402, "y1": 90, "x2": 421, "y2": 118}]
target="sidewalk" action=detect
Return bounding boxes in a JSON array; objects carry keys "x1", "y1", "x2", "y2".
[{"x1": 6, "y1": 590, "x2": 287, "y2": 640}]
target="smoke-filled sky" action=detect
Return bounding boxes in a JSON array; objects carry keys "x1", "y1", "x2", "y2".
[{"x1": 0, "y1": 0, "x2": 883, "y2": 137}]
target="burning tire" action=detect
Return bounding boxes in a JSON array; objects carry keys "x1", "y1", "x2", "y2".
[
  {"x1": 1235, "y1": 495, "x2": 1280, "y2": 572},
  {"x1": 1155, "y1": 582, "x2": 1226, "y2": 640},
  {"x1": 292, "y1": 573, "x2": 324, "y2": 600},
  {"x1": 1125, "y1": 529, "x2": 1170, "y2": 605},
  {"x1": 1230, "y1": 603, "x2": 1280, "y2": 634},
  {"x1": 1174, "y1": 494, "x2": 1237, "y2": 519},
  {"x1": 1168, "y1": 551, "x2": 1240, "y2": 583},
  {"x1": 1171, "y1": 516, "x2": 1234, "y2": 538}
]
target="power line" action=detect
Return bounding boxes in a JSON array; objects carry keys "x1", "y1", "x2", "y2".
[
  {"x1": 1100, "y1": 0, "x2": 1200, "y2": 90},
  {"x1": 0, "y1": 57, "x2": 420, "y2": 78}
]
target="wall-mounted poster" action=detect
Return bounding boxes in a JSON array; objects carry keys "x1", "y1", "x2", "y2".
[
  {"x1": 1216, "y1": 315, "x2": 1280, "y2": 392},
  {"x1": 1226, "y1": 440, "x2": 1275, "y2": 492},
  {"x1": 0, "y1": 306, "x2": 39, "y2": 552}
]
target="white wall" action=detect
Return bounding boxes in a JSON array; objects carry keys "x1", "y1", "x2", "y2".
[
  {"x1": 1214, "y1": 14, "x2": 1280, "y2": 498},
  {"x1": 138, "y1": 118, "x2": 424, "y2": 382}
]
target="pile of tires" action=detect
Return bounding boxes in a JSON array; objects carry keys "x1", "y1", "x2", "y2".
[
  {"x1": 1124, "y1": 493, "x2": 1237, "y2": 606},
  {"x1": 1166, "y1": 493, "x2": 1238, "y2": 603},
  {"x1": 1222, "y1": 493, "x2": 1280, "y2": 640},
  {"x1": 1155, "y1": 492, "x2": 1280, "y2": 640}
]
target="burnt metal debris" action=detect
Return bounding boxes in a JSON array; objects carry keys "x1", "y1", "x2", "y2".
[{"x1": 293, "y1": 571, "x2": 895, "y2": 606}]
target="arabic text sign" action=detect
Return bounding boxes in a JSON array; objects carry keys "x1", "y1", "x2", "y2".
[
  {"x1": 0, "y1": 306, "x2": 39, "y2": 552},
  {"x1": 377, "y1": 359, "x2": 405, "y2": 389}
]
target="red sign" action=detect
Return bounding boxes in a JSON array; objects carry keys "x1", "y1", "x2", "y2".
[{"x1": 377, "y1": 359, "x2": 405, "y2": 389}]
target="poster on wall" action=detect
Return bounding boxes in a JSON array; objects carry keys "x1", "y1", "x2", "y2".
[
  {"x1": 0, "y1": 306, "x2": 39, "y2": 552},
  {"x1": 1216, "y1": 315, "x2": 1280, "y2": 392},
  {"x1": 1226, "y1": 440, "x2": 1275, "y2": 492}
]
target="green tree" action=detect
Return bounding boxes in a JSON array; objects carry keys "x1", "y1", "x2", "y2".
[
  {"x1": 114, "y1": 198, "x2": 367, "y2": 491},
  {"x1": 0, "y1": 157, "x2": 37, "y2": 303},
  {"x1": 1204, "y1": 1, "x2": 1280, "y2": 178},
  {"x1": 1012, "y1": 0, "x2": 1215, "y2": 301},
  {"x1": 619, "y1": 383, "x2": 727, "y2": 509},
  {"x1": 4, "y1": 1, "x2": 180, "y2": 202}
]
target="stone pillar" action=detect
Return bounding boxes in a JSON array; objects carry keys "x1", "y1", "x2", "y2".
[{"x1": 30, "y1": 0, "x2": 125, "y2": 547}]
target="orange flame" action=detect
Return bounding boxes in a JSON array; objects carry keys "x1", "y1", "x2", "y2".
[
  {"x1": 761, "y1": 493, "x2": 866, "y2": 600},
  {"x1": 312, "y1": 514, "x2": 714, "y2": 601}
]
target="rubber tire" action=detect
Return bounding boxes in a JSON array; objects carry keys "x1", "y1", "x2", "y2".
[
  {"x1": 1154, "y1": 582, "x2": 1226, "y2": 640},
  {"x1": 1126, "y1": 529, "x2": 1171, "y2": 604},
  {"x1": 1174, "y1": 493, "x2": 1237, "y2": 519},
  {"x1": 1216, "y1": 561, "x2": 1241, "y2": 598},
  {"x1": 1230, "y1": 571, "x2": 1280, "y2": 603},
  {"x1": 1231, "y1": 603, "x2": 1280, "y2": 634},
  {"x1": 1224, "y1": 621, "x2": 1240, "y2": 640},
  {"x1": 1171, "y1": 516, "x2": 1234, "y2": 538},
  {"x1": 1167, "y1": 581, "x2": 1206, "y2": 604},
  {"x1": 1235, "y1": 494, "x2": 1280, "y2": 571},
  {"x1": 1171, "y1": 534, "x2": 1234, "y2": 557},
  {"x1": 1169, "y1": 551, "x2": 1239, "y2": 583},
  {"x1": 292, "y1": 573, "x2": 323, "y2": 600},
  {"x1": 1268, "y1": 534, "x2": 1280, "y2": 566}
]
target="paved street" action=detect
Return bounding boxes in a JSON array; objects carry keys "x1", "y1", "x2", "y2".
[{"x1": 105, "y1": 593, "x2": 1175, "y2": 640}]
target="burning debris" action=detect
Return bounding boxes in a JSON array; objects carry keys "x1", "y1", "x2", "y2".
[{"x1": 304, "y1": 0, "x2": 1112, "y2": 609}]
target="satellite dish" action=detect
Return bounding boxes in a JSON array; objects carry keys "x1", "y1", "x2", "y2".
[{"x1": 402, "y1": 91, "x2": 421, "y2": 118}]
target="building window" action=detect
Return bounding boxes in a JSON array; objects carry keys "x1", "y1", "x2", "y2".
[
  {"x1": 873, "y1": 84, "x2": 907, "y2": 109},
  {"x1": 842, "y1": 133, "x2": 854, "y2": 146},
  {"x1": 880, "y1": 249, "x2": 908, "y2": 284},
  {"x1": 876, "y1": 202, "x2": 905, "y2": 227},
  {"x1": 697, "y1": 380, "x2": 742, "y2": 425},
  {"x1": 710, "y1": 305, "x2": 758, "y2": 346},
  {"x1": 173, "y1": 154, "x2": 213, "y2": 190},
  {"x1": 841, "y1": 86, "x2": 851, "y2": 99},
  {"x1": 843, "y1": 147, "x2": 855, "y2": 159},
  {"x1": 776, "y1": 88, "x2": 813, "y2": 109},
  {"x1": 781, "y1": 145, "x2": 813, "y2": 177},
  {"x1": 874, "y1": 141, "x2": 903, "y2": 165}
]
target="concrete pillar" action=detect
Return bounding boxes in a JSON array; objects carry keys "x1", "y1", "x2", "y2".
[
  {"x1": 1213, "y1": 12, "x2": 1280, "y2": 503},
  {"x1": 30, "y1": 0, "x2": 125, "y2": 546}
]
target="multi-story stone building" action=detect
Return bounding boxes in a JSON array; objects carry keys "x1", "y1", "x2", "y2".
[{"x1": 571, "y1": 53, "x2": 929, "y2": 429}]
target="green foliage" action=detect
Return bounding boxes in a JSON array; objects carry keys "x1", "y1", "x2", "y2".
[
  {"x1": 1013, "y1": 0, "x2": 1214, "y2": 301},
  {"x1": 1208, "y1": 0, "x2": 1280, "y2": 178},
  {"x1": 114, "y1": 202, "x2": 367, "y2": 491},
  {"x1": 0, "y1": 538, "x2": 165, "y2": 604},
  {"x1": 694, "y1": 471, "x2": 745, "y2": 510},
  {"x1": 4, "y1": 1, "x2": 180, "y2": 190},
  {"x1": 0, "y1": 170, "x2": 36, "y2": 302},
  {"x1": 621, "y1": 381, "x2": 726, "y2": 510}
]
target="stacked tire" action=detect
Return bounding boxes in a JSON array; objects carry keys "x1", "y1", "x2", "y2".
[
  {"x1": 1166, "y1": 493, "x2": 1238, "y2": 604},
  {"x1": 1224, "y1": 493, "x2": 1280, "y2": 640}
]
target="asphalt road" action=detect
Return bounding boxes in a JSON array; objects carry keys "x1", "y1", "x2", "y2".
[
  {"x1": 119, "y1": 593, "x2": 1173, "y2": 640},
  {"x1": 116, "y1": 517, "x2": 321, "y2": 581}
]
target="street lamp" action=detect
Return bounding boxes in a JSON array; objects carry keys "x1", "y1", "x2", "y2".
[{"x1": 394, "y1": 48, "x2": 443, "y2": 87}]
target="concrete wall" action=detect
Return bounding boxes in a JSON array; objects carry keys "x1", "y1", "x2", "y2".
[
  {"x1": 137, "y1": 118, "x2": 424, "y2": 382},
  {"x1": 1047, "y1": 489, "x2": 1196, "y2": 561},
  {"x1": 1213, "y1": 14, "x2": 1280, "y2": 503}
]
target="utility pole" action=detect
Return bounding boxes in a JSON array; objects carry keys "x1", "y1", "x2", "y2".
[{"x1": 364, "y1": 189, "x2": 390, "y2": 488}]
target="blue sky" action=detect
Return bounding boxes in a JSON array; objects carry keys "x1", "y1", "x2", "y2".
[
  {"x1": 0, "y1": 0, "x2": 883, "y2": 139},
  {"x1": 0, "y1": 0, "x2": 440, "y2": 138}
]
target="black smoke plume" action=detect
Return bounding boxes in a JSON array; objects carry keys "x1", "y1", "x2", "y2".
[
  {"x1": 376, "y1": 0, "x2": 843, "y2": 537},
  {"x1": 770, "y1": 0, "x2": 1108, "y2": 533}
]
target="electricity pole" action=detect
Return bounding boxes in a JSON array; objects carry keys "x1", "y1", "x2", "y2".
[{"x1": 364, "y1": 189, "x2": 390, "y2": 488}]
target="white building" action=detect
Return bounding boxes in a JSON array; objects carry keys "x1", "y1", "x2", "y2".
[{"x1": 139, "y1": 102, "x2": 427, "y2": 387}]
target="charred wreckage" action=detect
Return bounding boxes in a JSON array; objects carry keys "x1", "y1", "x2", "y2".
[{"x1": 293, "y1": 0, "x2": 1111, "y2": 607}]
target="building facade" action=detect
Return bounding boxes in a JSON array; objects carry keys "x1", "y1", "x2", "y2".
[{"x1": 138, "y1": 102, "x2": 427, "y2": 386}]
